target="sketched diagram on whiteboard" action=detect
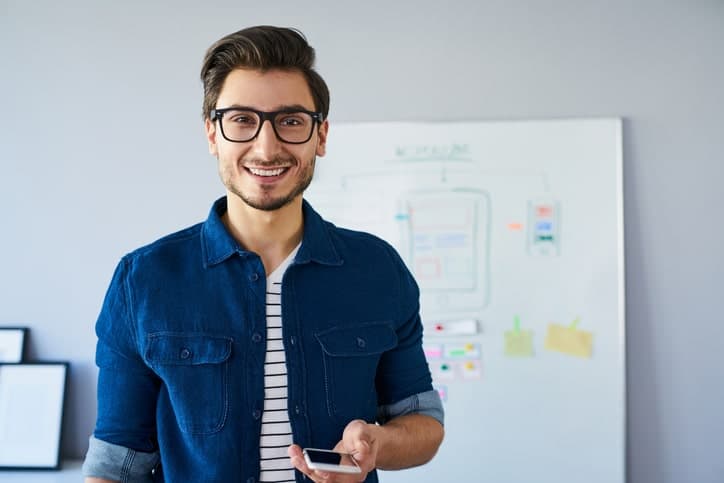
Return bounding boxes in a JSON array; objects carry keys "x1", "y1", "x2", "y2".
[
  {"x1": 308, "y1": 140, "x2": 499, "y2": 319},
  {"x1": 397, "y1": 189, "x2": 491, "y2": 316}
]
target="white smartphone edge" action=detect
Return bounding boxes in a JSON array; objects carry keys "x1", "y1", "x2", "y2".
[{"x1": 302, "y1": 448, "x2": 362, "y2": 474}]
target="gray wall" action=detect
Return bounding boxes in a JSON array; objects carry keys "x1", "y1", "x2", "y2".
[{"x1": 1, "y1": 1, "x2": 722, "y2": 482}]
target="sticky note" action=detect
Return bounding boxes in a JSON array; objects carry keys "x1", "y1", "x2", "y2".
[
  {"x1": 460, "y1": 360, "x2": 482, "y2": 380},
  {"x1": 544, "y1": 323, "x2": 593, "y2": 358},
  {"x1": 431, "y1": 362, "x2": 456, "y2": 381},
  {"x1": 427, "y1": 319, "x2": 479, "y2": 336},
  {"x1": 504, "y1": 330, "x2": 534, "y2": 357},
  {"x1": 443, "y1": 343, "x2": 481, "y2": 359},
  {"x1": 423, "y1": 344, "x2": 443, "y2": 359}
]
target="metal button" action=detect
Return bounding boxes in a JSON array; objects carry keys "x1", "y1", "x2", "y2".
[
  {"x1": 356, "y1": 337, "x2": 366, "y2": 349},
  {"x1": 252, "y1": 333, "x2": 262, "y2": 343},
  {"x1": 295, "y1": 405, "x2": 302, "y2": 415},
  {"x1": 252, "y1": 409, "x2": 261, "y2": 420},
  {"x1": 290, "y1": 336, "x2": 296, "y2": 346},
  {"x1": 249, "y1": 273, "x2": 259, "y2": 281},
  {"x1": 179, "y1": 348, "x2": 192, "y2": 359}
]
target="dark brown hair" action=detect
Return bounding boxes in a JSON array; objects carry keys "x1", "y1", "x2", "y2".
[{"x1": 200, "y1": 26, "x2": 330, "y2": 120}]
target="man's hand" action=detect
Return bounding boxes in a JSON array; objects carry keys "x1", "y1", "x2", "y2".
[
  {"x1": 288, "y1": 413, "x2": 443, "y2": 481},
  {"x1": 288, "y1": 419, "x2": 378, "y2": 482}
]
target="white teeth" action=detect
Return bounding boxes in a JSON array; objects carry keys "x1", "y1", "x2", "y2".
[{"x1": 248, "y1": 167, "x2": 286, "y2": 177}]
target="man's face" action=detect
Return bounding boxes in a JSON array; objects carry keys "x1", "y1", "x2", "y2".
[{"x1": 205, "y1": 68, "x2": 328, "y2": 212}]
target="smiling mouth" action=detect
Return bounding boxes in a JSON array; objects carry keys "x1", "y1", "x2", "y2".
[{"x1": 246, "y1": 167, "x2": 289, "y2": 177}]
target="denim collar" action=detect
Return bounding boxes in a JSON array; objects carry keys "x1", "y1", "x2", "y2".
[{"x1": 201, "y1": 196, "x2": 343, "y2": 268}]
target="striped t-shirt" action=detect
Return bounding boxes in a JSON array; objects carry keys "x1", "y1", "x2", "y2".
[{"x1": 259, "y1": 245, "x2": 300, "y2": 483}]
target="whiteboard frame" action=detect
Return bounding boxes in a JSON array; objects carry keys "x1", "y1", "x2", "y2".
[{"x1": 615, "y1": 120, "x2": 627, "y2": 481}]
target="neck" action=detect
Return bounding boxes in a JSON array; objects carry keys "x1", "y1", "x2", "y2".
[{"x1": 222, "y1": 194, "x2": 304, "y2": 275}]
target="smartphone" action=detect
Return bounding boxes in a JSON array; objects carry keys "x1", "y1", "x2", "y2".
[{"x1": 302, "y1": 448, "x2": 362, "y2": 474}]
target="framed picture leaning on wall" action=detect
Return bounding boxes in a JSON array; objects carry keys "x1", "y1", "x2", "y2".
[
  {"x1": 0, "y1": 362, "x2": 69, "y2": 470},
  {"x1": 0, "y1": 327, "x2": 28, "y2": 363}
]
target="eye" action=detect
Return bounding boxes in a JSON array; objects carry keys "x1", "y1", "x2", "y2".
[
  {"x1": 277, "y1": 113, "x2": 307, "y2": 127},
  {"x1": 227, "y1": 111, "x2": 258, "y2": 126}
]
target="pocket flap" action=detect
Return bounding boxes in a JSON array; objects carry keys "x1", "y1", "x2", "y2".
[
  {"x1": 316, "y1": 323, "x2": 397, "y2": 357},
  {"x1": 145, "y1": 333, "x2": 233, "y2": 365}
]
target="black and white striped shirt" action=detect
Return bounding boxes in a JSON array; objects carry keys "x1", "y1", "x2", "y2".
[{"x1": 259, "y1": 246, "x2": 299, "y2": 483}]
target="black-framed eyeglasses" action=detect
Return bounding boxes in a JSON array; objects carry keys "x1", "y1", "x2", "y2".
[{"x1": 210, "y1": 107, "x2": 324, "y2": 144}]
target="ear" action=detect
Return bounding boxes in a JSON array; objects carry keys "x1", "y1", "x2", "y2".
[
  {"x1": 315, "y1": 119, "x2": 329, "y2": 157},
  {"x1": 205, "y1": 118, "x2": 219, "y2": 156}
]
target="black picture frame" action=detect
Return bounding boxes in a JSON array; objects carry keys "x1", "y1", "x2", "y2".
[
  {"x1": 0, "y1": 327, "x2": 28, "y2": 363},
  {"x1": 0, "y1": 362, "x2": 69, "y2": 470}
]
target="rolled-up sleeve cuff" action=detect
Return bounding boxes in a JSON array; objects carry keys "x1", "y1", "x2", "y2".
[
  {"x1": 82, "y1": 435, "x2": 159, "y2": 482},
  {"x1": 377, "y1": 389, "x2": 444, "y2": 427}
]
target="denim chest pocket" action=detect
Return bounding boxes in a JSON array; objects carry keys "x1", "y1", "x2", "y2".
[
  {"x1": 315, "y1": 323, "x2": 397, "y2": 423},
  {"x1": 145, "y1": 333, "x2": 233, "y2": 434}
]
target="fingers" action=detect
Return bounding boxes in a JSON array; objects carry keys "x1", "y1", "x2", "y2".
[
  {"x1": 288, "y1": 444, "x2": 316, "y2": 480},
  {"x1": 340, "y1": 420, "x2": 378, "y2": 474},
  {"x1": 288, "y1": 444, "x2": 332, "y2": 482},
  {"x1": 288, "y1": 443, "x2": 303, "y2": 459},
  {"x1": 288, "y1": 444, "x2": 365, "y2": 482}
]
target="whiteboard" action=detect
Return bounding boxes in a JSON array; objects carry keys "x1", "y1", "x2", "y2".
[{"x1": 306, "y1": 119, "x2": 625, "y2": 483}]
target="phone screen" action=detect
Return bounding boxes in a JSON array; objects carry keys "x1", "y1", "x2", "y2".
[{"x1": 306, "y1": 449, "x2": 342, "y2": 465}]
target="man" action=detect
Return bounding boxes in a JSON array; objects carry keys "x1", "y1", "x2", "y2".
[{"x1": 83, "y1": 26, "x2": 444, "y2": 483}]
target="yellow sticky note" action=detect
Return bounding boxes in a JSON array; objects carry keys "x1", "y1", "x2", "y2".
[
  {"x1": 504, "y1": 330, "x2": 534, "y2": 357},
  {"x1": 544, "y1": 323, "x2": 593, "y2": 358}
]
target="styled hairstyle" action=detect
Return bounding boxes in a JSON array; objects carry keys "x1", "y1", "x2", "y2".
[{"x1": 200, "y1": 25, "x2": 330, "y2": 120}]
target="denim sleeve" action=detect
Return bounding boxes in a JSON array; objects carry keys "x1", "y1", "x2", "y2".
[
  {"x1": 82, "y1": 436, "x2": 159, "y2": 482},
  {"x1": 375, "y1": 244, "x2": 437, "y2": 405},
  {"x1": 92, "y1": 258, "x2": 160, "y2": 452},
  {"x1": 377, "y1": 389, "x2": 444, "y2": 427}
]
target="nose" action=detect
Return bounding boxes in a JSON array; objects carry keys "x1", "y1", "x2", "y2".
[{"x1": 250, "y1": 119, "x2": 282, "y2": 158}]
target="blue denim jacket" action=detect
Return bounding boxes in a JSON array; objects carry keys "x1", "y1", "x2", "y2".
[{"x1": 88, "y1": 197, "x2": 439, "y2": 482}]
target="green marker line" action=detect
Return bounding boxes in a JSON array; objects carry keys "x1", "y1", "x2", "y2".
[
  {"x1": 514, "y1": 315, "x2": 521, "y2": 333},
  {"x1": 570, "y1": 316, "x2": 582, "y2": 330}
]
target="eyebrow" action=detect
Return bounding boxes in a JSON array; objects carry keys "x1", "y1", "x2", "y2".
[{"x1": 222, "y1": 103, "x2": 316, "y2": 112}]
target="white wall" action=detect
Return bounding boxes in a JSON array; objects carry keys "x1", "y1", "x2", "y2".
[{"x1": 1, "y1": 1, "x2": 722, "y2": 482}]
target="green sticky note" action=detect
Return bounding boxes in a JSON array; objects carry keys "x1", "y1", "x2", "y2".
[{"x1": 505, "y1": 330, "x2": 534, "y2": 357}]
